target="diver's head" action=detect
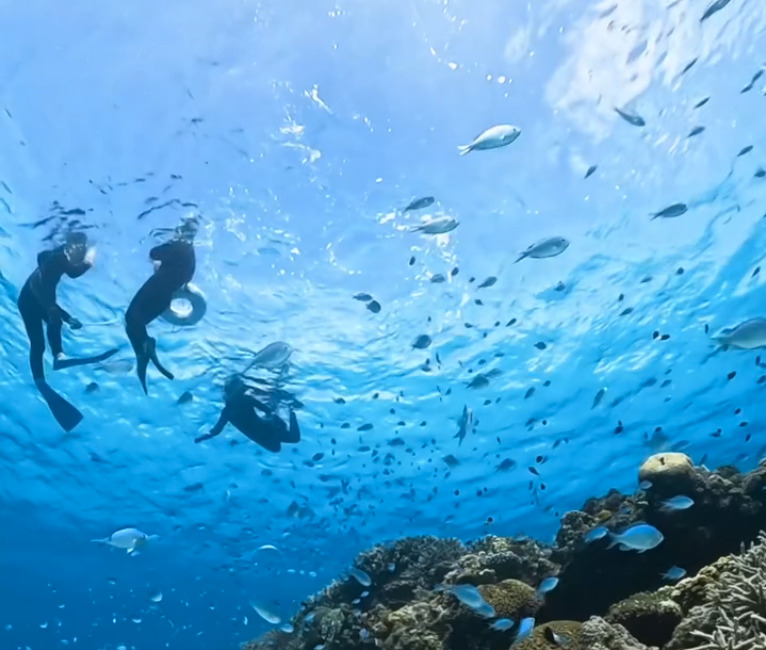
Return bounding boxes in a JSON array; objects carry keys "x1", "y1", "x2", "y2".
[
  {"x1": 224, "y1": 375, "x2": 246, "y2": 399},
  {"x1": 176, "y1": 216, "x2": 200, "y2": 243},
  {"x1": 64, "y1": 231, "x2": 88, "y2": 263}
]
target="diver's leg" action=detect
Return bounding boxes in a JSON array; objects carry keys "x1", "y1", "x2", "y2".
[
  {"x1": 19, "y1": 290, "x2": 83, "y2": 431},
  {"x1": 18, "y1": 289, "x2": 46, "y2": 381},
  {"x1": 282, "y1": 409, "x2": 301, "y2": 443},
  {"x1": 50, "y1": 306, "x2": 118, "y2": 370}
]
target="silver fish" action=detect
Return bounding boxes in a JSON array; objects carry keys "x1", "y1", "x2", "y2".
[
  {"x1": 651, "y1": 203, "x2": 687, "y2": 219},
  {"x1": 515, "y1": 236, "x2": 570, "y2": 262},
  {"x1": 614, "y1": 107, "x2": 645, "y2": 127},
  {"x1": 91, "y1": 527, "x2": 159, "y2": 554},
  {"x1": 410, "y1": 216, "x2": 459, "y2": 235},
  {"x1": 458, "y1": 124, "x2": 521, "y2": 155},
  {"x1": 250, "y1": 342, "x2": 293, "y2": 369},
  {"x1": 714, "y1": 319, "x2": 766, "y2": 349},
  {"x1": 403, "y1": 196, "x2": 435, "y2": 212},
  {"x1": 454, "y1": 405, "x2": 475, "y2": 445}
]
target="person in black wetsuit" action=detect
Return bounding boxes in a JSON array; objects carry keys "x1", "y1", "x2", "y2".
[
  {"x1": 17, "y1": 231, "x2": 118, "y2": 431},
  {"x1": 195, "y1": 375, "x2": 301, "y2": 452},
  {"x1": 125, "y1": 217, "x2": 197, "y2": 394}
]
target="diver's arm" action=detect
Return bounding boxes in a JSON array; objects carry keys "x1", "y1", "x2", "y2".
[
  {"x1": 195, "y1": 409, "x2": 228, "y2": 443},
  {"x1": 149, "y1": 241, "x2": 180, "y2": 264}
]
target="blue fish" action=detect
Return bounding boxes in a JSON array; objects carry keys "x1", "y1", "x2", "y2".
[
  {"x1": 639, "y1": 480, "x2": 653, "y2": 491},
  {"x1": 514, "y1": 618, "x2": 535, "y2": 645},
  {"x1": 584, "y1": 526, "x2": 609, "y2": 543},
  {"x1": 660, "y1": 495, "x2": 694, "y2": 512},
  {"x1": 608, "y1": 523, "x2": 664, "y2": 552},
  {"x1": 661, "y1": 566, "x2": 686, "y2": 581},
  {"x1": 490, "y1": 618, "x2": 514, "y2": 631},
  {"x1": 536, "y1": 577, "x2": 559, "y2": 595},
  {"x1": 443, "y1": 584, "x2": 495, "y2": 617}
]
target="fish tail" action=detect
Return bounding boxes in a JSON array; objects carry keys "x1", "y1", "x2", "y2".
[
  {"x1": 90, "y1": 537, "x2": 109, "y2": 545},
  {"x1": 606, "y1": 534, "x2": 619, "y2": 550},
  {"x1": 514, "y1": 253, "x2": 526, "y2": 263},
  {"x1": 458, "y1": 144, "x2": 472, "y2": 156}
]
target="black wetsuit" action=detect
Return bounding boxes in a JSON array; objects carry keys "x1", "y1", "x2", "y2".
[
  {"x1": 18, "y1": 248, "x2": 90, "y2": 380},
  {"x1": 197, "y1": 392, "x2": 301, "y2": 452},
  {"x1": 125, "y1": 239, "x2": 195, "y2": 392}
]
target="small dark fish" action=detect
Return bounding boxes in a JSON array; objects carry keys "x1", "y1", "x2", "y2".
[
  {"x1": 688, "y1": 126, "x2": 705, "y2": 138},
  {"x1": 534, "y1": 341, "x2": 547, "y2": 350},
  {"x1": 614, "y1": 107, "x2": 645, "y2": 127},
  {"x1": 497, "y1": 458, "x2": 516, "y2": 472},
  {"x1": 592, "y1": 388, "x2": 606, "y2": 409},
  {"x1": 742, "y1": 70, "x2": 764, "y2": 93},
  {"x1": 525, "y1": 387, "x2": 535, "y2": 399},
  {"x1": 184, "y1": 482, "x2": 204, "y2": 493},
  {"x1": 366, "y1": 300, "x2": 381, "y2": 314},
  {"x1": 467, "y1": 374, "x2": 490, "y2": 389},
  {"x1": 403, "y1": 196, "x2": 435, "y2": 212},
  {"x1": 430, "y1": 274, "x2": 446, "y2": 284},
  {"x1": 443, "y1": 454, "x2": 460, "y2": 467},
  {"x1": 738, "y1": 145, "x2": 754, "y2": 157},
  {"x1": 412, "y1": 335, "x2": 432, "y2": 350},
  {"x1": 693, "y1": 97, "x2": 710, "y2": 109},
  {"x1": 755, "y1": 169, "x2": 766, "y2": 179},
  {"x1": 358, "y1": 423, "x2": 374, "y2": 432},
  {"x1": 681, "y1": 58, "x2": 698, "y2": 75},
  {"x1": 477, "y1": 276, "x2": 497, "y2": 289},
  {"x1": 700, "y1": 0, "x2": 731, "y2": 23},
  {"x1": 651, "y1": 203, "x2": 687, "y2": 219},
  {"x1": 584, "y1": 165, "x2": 597, "y2": 179},
  {"x1": 85, "y1": 382, "x2": 99, "y2": 394},
  {"x1": 177, "y1": 390, "x2": 193, "y2": 405},
  {"x1": 353, "y1": 292, "x2": 373, "y2": 302}
]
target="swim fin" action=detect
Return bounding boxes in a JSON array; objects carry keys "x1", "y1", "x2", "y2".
[
  {"x1": 147, "y1": 338, "x2": 174, "y2": 381},
  {"x1": 54, "y1": 348, "x2": 119, "y2": 371},
  {"x1": 36, "y1": 380, "x2": 83, "y2": 432}
]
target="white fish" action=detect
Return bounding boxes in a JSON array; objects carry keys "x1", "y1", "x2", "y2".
[
  {"x1": 99, "y1": 358, "x2": 134, "y2": 374},
  {"x1": 250, "y1": 342, "x2": 293, "y2": 369},
  {"x1": 91, "y1": 528, "x2": 159, "y2": 554},
  {"x1": 515, "y1": 236, "x2": 570, "y2": 263},
  {"x1": 250, "y1": 602, "x2": 281, "y2": 625},
  {"x1": 458, "y1": 124, "x2": 521, "y2": 155},
  {"x1": 257, "y1": 544, "x2": 281, "y2": 553},
  {"x1": 713, "y1": 319, "x2": 766, "y2": 349},
  {"x1": 350, "y1": 567, "x2": 372, "y2": 587},
  {"x1": 410, "y1": 216, "x2": 459, "y2": 235}
]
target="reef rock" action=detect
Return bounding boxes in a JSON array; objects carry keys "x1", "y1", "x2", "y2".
[{"x1": 638, "y1": 452, "x2": 695, "y2": 491}]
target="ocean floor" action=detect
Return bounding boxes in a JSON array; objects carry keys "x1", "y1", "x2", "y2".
[{"x1": 242, "y1": 452, "x2": 766, "y2": 650}]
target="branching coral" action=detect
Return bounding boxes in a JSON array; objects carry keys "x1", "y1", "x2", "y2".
[{"x1": 670, "y1": 532, "x2": 766, "y2": 650}]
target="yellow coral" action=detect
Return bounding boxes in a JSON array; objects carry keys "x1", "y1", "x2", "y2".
[{"x1": 478, "y1": 579, "x2": 541, "y2": 620}]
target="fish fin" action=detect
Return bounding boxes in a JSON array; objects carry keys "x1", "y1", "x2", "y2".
[
  {"x1": 458, "y1": 144, "x2": 472, "y2": 156},
  {"x1": 606, "y1": 535, "x2": 619, "y2": 550},
  {"x1": 514, "y1": 253, "x2": 527, "y2": 263}
]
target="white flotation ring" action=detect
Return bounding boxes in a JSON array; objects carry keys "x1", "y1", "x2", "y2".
[{"x1": 161, "y1": 283, "x2": 207, "y2": 327}]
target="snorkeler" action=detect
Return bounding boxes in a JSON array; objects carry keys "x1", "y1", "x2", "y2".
[
  {"x1": 195, "y1": 375, "x2": 301, "y2": 452},
  {"x1": 125, "y1": 217, "x2": 198, "y2": 394},
  {"x1": 17, "y1": 232, "x2": 118, "y2": 431}
]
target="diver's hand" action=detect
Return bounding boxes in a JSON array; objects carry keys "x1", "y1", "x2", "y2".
[
  {"x1": 195, "y1": 433, "x2": 213, "y2": 444},
  {"x1": 68, "y1": 318, "x2": 83, "y2": 330},
  {"x1": 84, "y1": 247, "x2": 97, "y2": 266}
]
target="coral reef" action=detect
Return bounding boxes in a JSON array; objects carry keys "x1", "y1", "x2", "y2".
[{"x1": 242, "y1": 457, "x2": 766, "y2": 650}]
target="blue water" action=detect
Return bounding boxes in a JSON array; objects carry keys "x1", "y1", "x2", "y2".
[{"x1": 2, "y1": 0, "x2": 766, "y2": 648}]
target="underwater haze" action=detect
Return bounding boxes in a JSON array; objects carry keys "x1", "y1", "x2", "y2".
[{"x1": 1, "y1": 0, "x2": 766, "y2": 647}]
